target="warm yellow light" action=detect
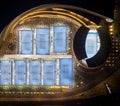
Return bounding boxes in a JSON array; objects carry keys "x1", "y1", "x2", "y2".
[
  {"x1": 109, "y1": 28, "x2": 113, "y2": 32},
  {"x1": 110, "y1": 32, "x2": 113, "y2": 35},
  {"x1": 109, "y1": 25, "x2": 113, "y2": 28}
]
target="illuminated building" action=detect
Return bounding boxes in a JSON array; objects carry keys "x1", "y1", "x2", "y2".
[{"x1": 0, "y1": 3, "x2": 120, "y2": 103}]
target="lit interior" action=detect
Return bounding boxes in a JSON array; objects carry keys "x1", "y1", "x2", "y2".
[
  {"x1": 53, "y1": 26, "x2": 67, "y2": 52},
  {"x1": 85, "y1": 29, "x2": 100, "y2": 59},
  {"x1": 0, "y1": 25, "x2": 73, "y2": 86},
  {"x1": 36, "y1": 28, "x2": 50, "y2": 54}
]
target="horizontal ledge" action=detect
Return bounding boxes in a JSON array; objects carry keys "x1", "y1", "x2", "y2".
[{"x1": 0, "y1": 55, "x2": 73, "y2": 60}]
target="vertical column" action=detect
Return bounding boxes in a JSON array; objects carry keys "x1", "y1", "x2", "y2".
[
  {"x1": 12, "y1": 60, "x2": 15, "y2": 85},
  {"x1": 26, "y1": 60, "x2": 29, "y2": 85},
  {"x1": 41, "y1": 60, "x2": 44, "y2": 85},
  {"x1": 33, "y1": 29, "x2": 36, "y2": 54},
  {"x1": 19, "y1": 31, "x2": 21, "y2": 54},
  {"x1": 50, "y1": 26, "x2": 53, "y2": 54},
  {"x1": 56, "y1": 59, "x2": 59, "y2": 85}
]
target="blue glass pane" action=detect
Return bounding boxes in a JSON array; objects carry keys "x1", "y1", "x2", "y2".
[
  {"x1": 53, "y1": 26, "x2": 67, "y2": 52},
  {"x1": 14, "y1": 61, "x2": 26, "y2": 85},
  {"x1": 29, "y1": 61, "x2": 41, "y2": 85},
  {"x1": 0, "y1": 61, "x2": 12, "y2": 85},
  {"x1": 21, "y1": 31, "x2": 33, "y2": 42},
  {"x1": 21, "y1": 42, "x2": 32, "y2": 54},
  {"x1": 21, "y1": 30, "x2": 33, "y2": 54},
  {"x1": 59, "y1": 58, "x2": 73, "y2": 86},
  {"x1": 85, "y1": 30, "x2": 100, "y2": 58},
  {"x1": 43, "y1": 61, "x2": 56, "y2": 85},
  {"x1": 36, "y1": 28, "x2": 50, "y2": 54}
]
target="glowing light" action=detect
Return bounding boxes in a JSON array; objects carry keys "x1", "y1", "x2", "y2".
[
  {"x1": 106, "y1": 18, "x2": 113, "y2": 23},
  {"x1": 85, "y1": 29, "x2": 100, "y2": 58}
]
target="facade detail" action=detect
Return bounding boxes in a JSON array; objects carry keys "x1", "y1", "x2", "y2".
[{"x1": 0, "y1": 4, "x2": 119, "y2": 101}]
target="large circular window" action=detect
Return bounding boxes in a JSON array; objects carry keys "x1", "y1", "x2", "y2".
[{"x1": 73, "y1": 25, "x2": 111, "y2": 68}]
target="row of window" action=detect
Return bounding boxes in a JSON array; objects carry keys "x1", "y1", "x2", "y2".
[
  {"x1": 20, "y1": 27, "x2": 100, "y2": 59},
  {"x1": 19, "y1": 26, "x2": 67, "y2": 54},
  {"x1": 0, "y1": 58, "x2": 73, "y2": 86}
]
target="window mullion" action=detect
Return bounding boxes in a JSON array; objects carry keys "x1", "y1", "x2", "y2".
[
  {"x1": 26, "y1": 60, "x2": 29, "y2": 85},
  {"x1": 34, "y1": 29, "x2": 36, "y2": 55},
  {"x1": 50, "y1": 26, "x2": 53, "y2": 54},
  {"x1": 19, "y1": 31, "x2": 21, "y2": 54},
  {"x1": 12, "y1": 60, "x2": 15, "y2": 85}
]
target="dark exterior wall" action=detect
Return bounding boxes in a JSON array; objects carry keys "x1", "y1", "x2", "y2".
[{"x1": 114, "y1": 0, "x2": 120, "y2": 39}]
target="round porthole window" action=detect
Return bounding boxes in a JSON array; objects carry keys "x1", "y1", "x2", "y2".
[{"x1": 73, "y1": 25, "x2": 111, "y2": 68}]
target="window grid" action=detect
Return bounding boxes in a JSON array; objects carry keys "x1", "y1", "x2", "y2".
[
  {"x1": 0, "y1": 58, "x2": 73, "y2": 86},
  {"x1": 19, "y1": 26, "x2": 68, "y2": 55}
]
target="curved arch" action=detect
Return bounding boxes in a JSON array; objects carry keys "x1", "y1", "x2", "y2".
[{"x1": 0, "y1": 4, "x2": 101, "y2": 44}]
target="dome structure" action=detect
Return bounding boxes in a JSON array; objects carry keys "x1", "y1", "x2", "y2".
[{"x1": 0, "y1": 4, "x2": 119, "y2": 101}]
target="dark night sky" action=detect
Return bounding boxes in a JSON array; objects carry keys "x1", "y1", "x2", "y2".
[{"x1": 0, "y1": 0, "x2": 115, "y2": 32}]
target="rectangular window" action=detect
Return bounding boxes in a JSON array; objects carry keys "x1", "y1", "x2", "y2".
[
  {"x1": 21, "y1": 30, "x2": 33, "y2": 54},
  {"x1": 0, "y1": 61, "x2": 12, "y2": 85},
  {"x1": 59, "y1": 58, "x2": 73, "y2": 86},
  {"x1": 14, "y1": 61, "x2": 26, "y2": 85},
  {"x1": 36, "y1": 28, "x2": 50, "y2": 54},
  {"x1": 53, "y1": 26, "x2": 67, "y2": 52},
  {"x1": 43, "y1": 61, "x2": 56, "y2": 85},
  {"x1": 29, "y1": 61, "x2": 41, "y2": 85}
]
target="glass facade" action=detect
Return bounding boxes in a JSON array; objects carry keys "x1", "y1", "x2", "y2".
[
  {"x1": 0, "y1": 26, "x2": 74, "y2": 86},
  {"x1": 53, "y1": 26, "x2": 67, "y2": 52},
  {"x1": 21, "y1": 30, "x2": 33, "y2": 54},
  {"x1": 85, "y1": 30, "x2": 100, "y2": 58},
  {"x1": 43, "y1": 61, "x2": 56, "y2": 85},
  {"x1": 14, "y1": 61, "x2": 26, "y2": 85},
  {"x1": 29, "y1": 61, "x2": 41, "y2": 85},
  {"x1": 0, "y1": 61, "x2": 12, "y2": 85},
  {"x1": 59, "y1": 58, "x2": 73, "y2": 86},
  {"x1": 20, "y1": 26, "x2": 67, "y2": 54},
  {"x1": 36, "y1": 28, "x2": 50, "y2": 54},
  {"x1": 0, "y1": 58, "x2": 73, "y2": 86}
]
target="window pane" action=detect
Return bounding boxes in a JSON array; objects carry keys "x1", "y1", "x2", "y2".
[
  {"x1": 43, "y1": 61, "x2": 56, "y2": 85},
  {"x1": 0, "y1": 61, "x2": 12, "y2": 85},
  {"x1": 21, "y1": 42, "x2": 32, "y2": 53},
  {"x1": 21, "y1": 30, "x2": 33, "y2": 54},
  {"x1": 59, "y1": 58, "x2": 73, "y2": 86},
  {"x1": 29, "y1": 61, "x2": 41, "y2": 85},
  {"x1": 36, "y1": 28, "x2": 50, "y2": 54},
  {"x1": 14, "y1": 61, "x2": 26, "y2": 85},
  {"x1": 53, "y1": 26, "x2": 67, "y2": 52},
  {"x1": 85, "y1": 30, "x2": 100, "y2": 58}
]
